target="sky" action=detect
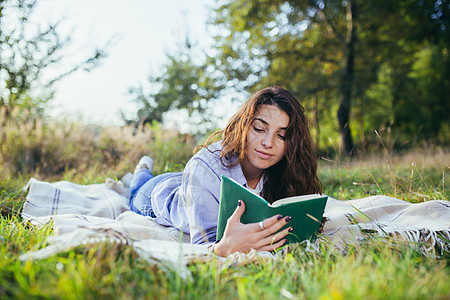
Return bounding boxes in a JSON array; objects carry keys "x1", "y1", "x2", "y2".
[{"x1": 33, "y1": 0, "x2": 215, "y2": 126}]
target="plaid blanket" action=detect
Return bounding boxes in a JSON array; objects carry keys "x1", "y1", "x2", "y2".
[{"x1": 20, "y1": 176, "x2": 450, "y2": 275}]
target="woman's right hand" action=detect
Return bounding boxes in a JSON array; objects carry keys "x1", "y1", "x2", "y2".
[{"x1": 212, "y1": 200, "x2": 293, "y2": 257}]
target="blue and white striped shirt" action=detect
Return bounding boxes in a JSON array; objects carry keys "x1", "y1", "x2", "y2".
[{"x1": 149, "y1": 141, "x2": 250, "y2": 244}]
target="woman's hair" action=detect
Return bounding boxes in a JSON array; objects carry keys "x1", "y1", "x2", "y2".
[{"x1": 220, "y1": 86, "x2": 322, "y2": 203}]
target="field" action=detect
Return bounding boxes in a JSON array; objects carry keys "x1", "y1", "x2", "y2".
[{"x1": 0, "y1": 120, "x2": 449, "y2": 299}]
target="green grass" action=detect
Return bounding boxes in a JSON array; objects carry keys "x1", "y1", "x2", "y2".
[
  {"x1": 1, "y1": 144, "x2": 449, "y2": 299},
  {"x1": 319, "y1": 148, "x2": 449, "y2": 202}
]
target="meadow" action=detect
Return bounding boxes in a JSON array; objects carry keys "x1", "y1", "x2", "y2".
[{"x1": 0, "y1": 115, "x2": 449, "y2": 299}]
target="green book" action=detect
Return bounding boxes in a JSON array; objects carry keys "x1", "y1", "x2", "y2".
[{"x1": 216, "y1": 175, "x2": 328, "y2": 244}]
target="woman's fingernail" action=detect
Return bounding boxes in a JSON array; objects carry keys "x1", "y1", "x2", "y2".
[
  {"x1": 277, "y1": 215, "x2": 283, "y2": 220},
  {"x1": 238, "y1": 200, "x2": 242, "y2": 206},
  {"x1": 288, "y1": 227, "x2": 294, "y2": 232},
  {"x1": 285, "y1": 216, "x2": 292, "y2": 222}
]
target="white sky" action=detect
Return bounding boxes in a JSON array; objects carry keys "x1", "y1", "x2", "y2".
[{"x1": 34, "y1": 0, "x2": 215, "y2": 126}]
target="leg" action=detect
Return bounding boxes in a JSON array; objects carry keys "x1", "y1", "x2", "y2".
[
  {"x1": 129, "y1": 155, "x2": 155, "y2": 200},
  {"x1": 129, "y1": 172, "x2": 177, "y2": 217},
  {"x1": 129, "y1": 169, "x2": 154, "y2": 201}
]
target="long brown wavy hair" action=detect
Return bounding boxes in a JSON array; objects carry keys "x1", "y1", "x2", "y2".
[{"x1": 219, "y1": 86, "x2": 322, "y2": 203}]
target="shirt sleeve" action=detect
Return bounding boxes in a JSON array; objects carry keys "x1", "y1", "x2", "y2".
[{"x1": 180, "y1": 156, "x2": 222, "y2": 244}]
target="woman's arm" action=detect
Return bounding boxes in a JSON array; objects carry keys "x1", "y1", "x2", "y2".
[
  {"x1": 212, "y1": 200, "x2": 292, "y2": 257},
  {"x1": 181, "y1": 157, "x2": 222, "y2": 244},
  {"x1": 181, "y1": 152, "x2": 292, "y2": 254}
]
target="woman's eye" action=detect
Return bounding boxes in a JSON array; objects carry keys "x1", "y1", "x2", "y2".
[
  {"x1": 253, "y1": 127, "x2": 264, "y2": 132},
  {"x1": 278, "y1": 134, "x2": 286, "y2": 140}
]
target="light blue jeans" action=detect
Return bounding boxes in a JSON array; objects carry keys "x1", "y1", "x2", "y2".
[{"x1": 129, "y1": 170, "x2": 177, "y2": 217}]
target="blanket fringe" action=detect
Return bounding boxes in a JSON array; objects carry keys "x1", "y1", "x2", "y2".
[
  {"x1": 384, "y1": 228, "x2": 450, "y2": 256},
  {"x1": 19, "y1": 228, "x2": 130, "y2": 261}
]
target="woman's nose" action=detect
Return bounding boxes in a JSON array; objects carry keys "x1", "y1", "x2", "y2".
[{"x1": 261, "y1": 133, "x2": 273, "y2": 147}]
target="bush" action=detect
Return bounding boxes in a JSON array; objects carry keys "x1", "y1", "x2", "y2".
[{"x1": 0, "y1": 107, "x2": 196, "y2": 180}]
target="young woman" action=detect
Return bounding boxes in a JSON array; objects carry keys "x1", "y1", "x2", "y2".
[{"x1": 129, "y1": 86, "x2": 322, "y2": 257}]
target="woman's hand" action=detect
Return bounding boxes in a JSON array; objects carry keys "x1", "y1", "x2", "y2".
[{"x1": 213, "y1": 200, "x2": 292, "y2": 257}]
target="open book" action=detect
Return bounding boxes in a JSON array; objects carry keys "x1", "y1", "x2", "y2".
[{"x1": 216, "y1": 175, "x2": 328, "y2": 244}]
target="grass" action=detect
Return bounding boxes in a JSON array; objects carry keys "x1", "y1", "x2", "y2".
[
  {"x1": 319, "y1": 147, "x2": 449, "y2": 202},
  {"x1": 0, "y1": 117, "x2": 449, "y2": 299},
  {"x1": 0, "y1": 221, "x2": 449, "y2": 299}
]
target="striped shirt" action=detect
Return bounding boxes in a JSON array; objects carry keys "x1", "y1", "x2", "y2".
[{"x1": 149, "y1": 141, "x2": 250, "y2": 244}]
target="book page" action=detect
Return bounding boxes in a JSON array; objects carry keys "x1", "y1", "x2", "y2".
[{"x1": 269, "y1": 194, "x2": 325, "y2": 207}]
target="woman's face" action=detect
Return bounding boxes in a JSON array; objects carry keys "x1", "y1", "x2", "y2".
[{"x1": 244, "y1": 104, "x2": 289, "y2": 178}]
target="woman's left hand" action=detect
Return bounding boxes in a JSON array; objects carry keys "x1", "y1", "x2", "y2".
[{"x1": 212, "y1": 200, "x2": 292, "y2": 257}]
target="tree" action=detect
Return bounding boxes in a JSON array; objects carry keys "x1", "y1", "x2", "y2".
[
  {"x1": 357, "y1": 0, "x2": 450, "y2": 146},
  {"x1": 210, "y1": 0, "x2": 361, "y2": 155},
  {"x1": 126, "y1": 0, "x2": 448, "y2": 147},
  {"x1": 210, "y1": 0, "x2": 450, "y2": 154},
  {"x1": 128, "y1": 38, "x2": 224, "y2": 133},
  {"x1": 0, "y1": 0, "x2": 108, "y2": 120}
]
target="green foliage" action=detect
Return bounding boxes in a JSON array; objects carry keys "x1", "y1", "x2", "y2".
[
  {"x1": 209, "y1": 0, "x2": 450, "y2": 153},
  {"x1": 408, "y1": 45, "x2": 450, "y2": 139},
  {"x1": 128, "y1": 39, "x2": 223, "y2": 133},
  {"x1": 364, "y1": 64, "x2": 395, "y2": 136}
]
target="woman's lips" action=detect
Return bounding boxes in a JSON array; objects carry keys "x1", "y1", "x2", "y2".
[{"x1": 255, "y1": 149, "x2": 273, "y2": 159}]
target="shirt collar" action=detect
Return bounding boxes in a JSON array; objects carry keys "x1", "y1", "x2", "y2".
[
  {"x1": 222, "y1": 154, "x2": 248, "y2": 187},
  {"x1": 215, "y1": 140, "x2": 251, "y2": 187}
]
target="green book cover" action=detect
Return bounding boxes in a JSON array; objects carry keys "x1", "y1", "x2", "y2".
[{"x1": 216, "y1": 175, "x2": 328, "y2": 244}]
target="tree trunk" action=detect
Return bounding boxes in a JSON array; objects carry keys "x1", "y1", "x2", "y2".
[{"x1": 337, "y1": 0, "x2": 356, "y2": 156}]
